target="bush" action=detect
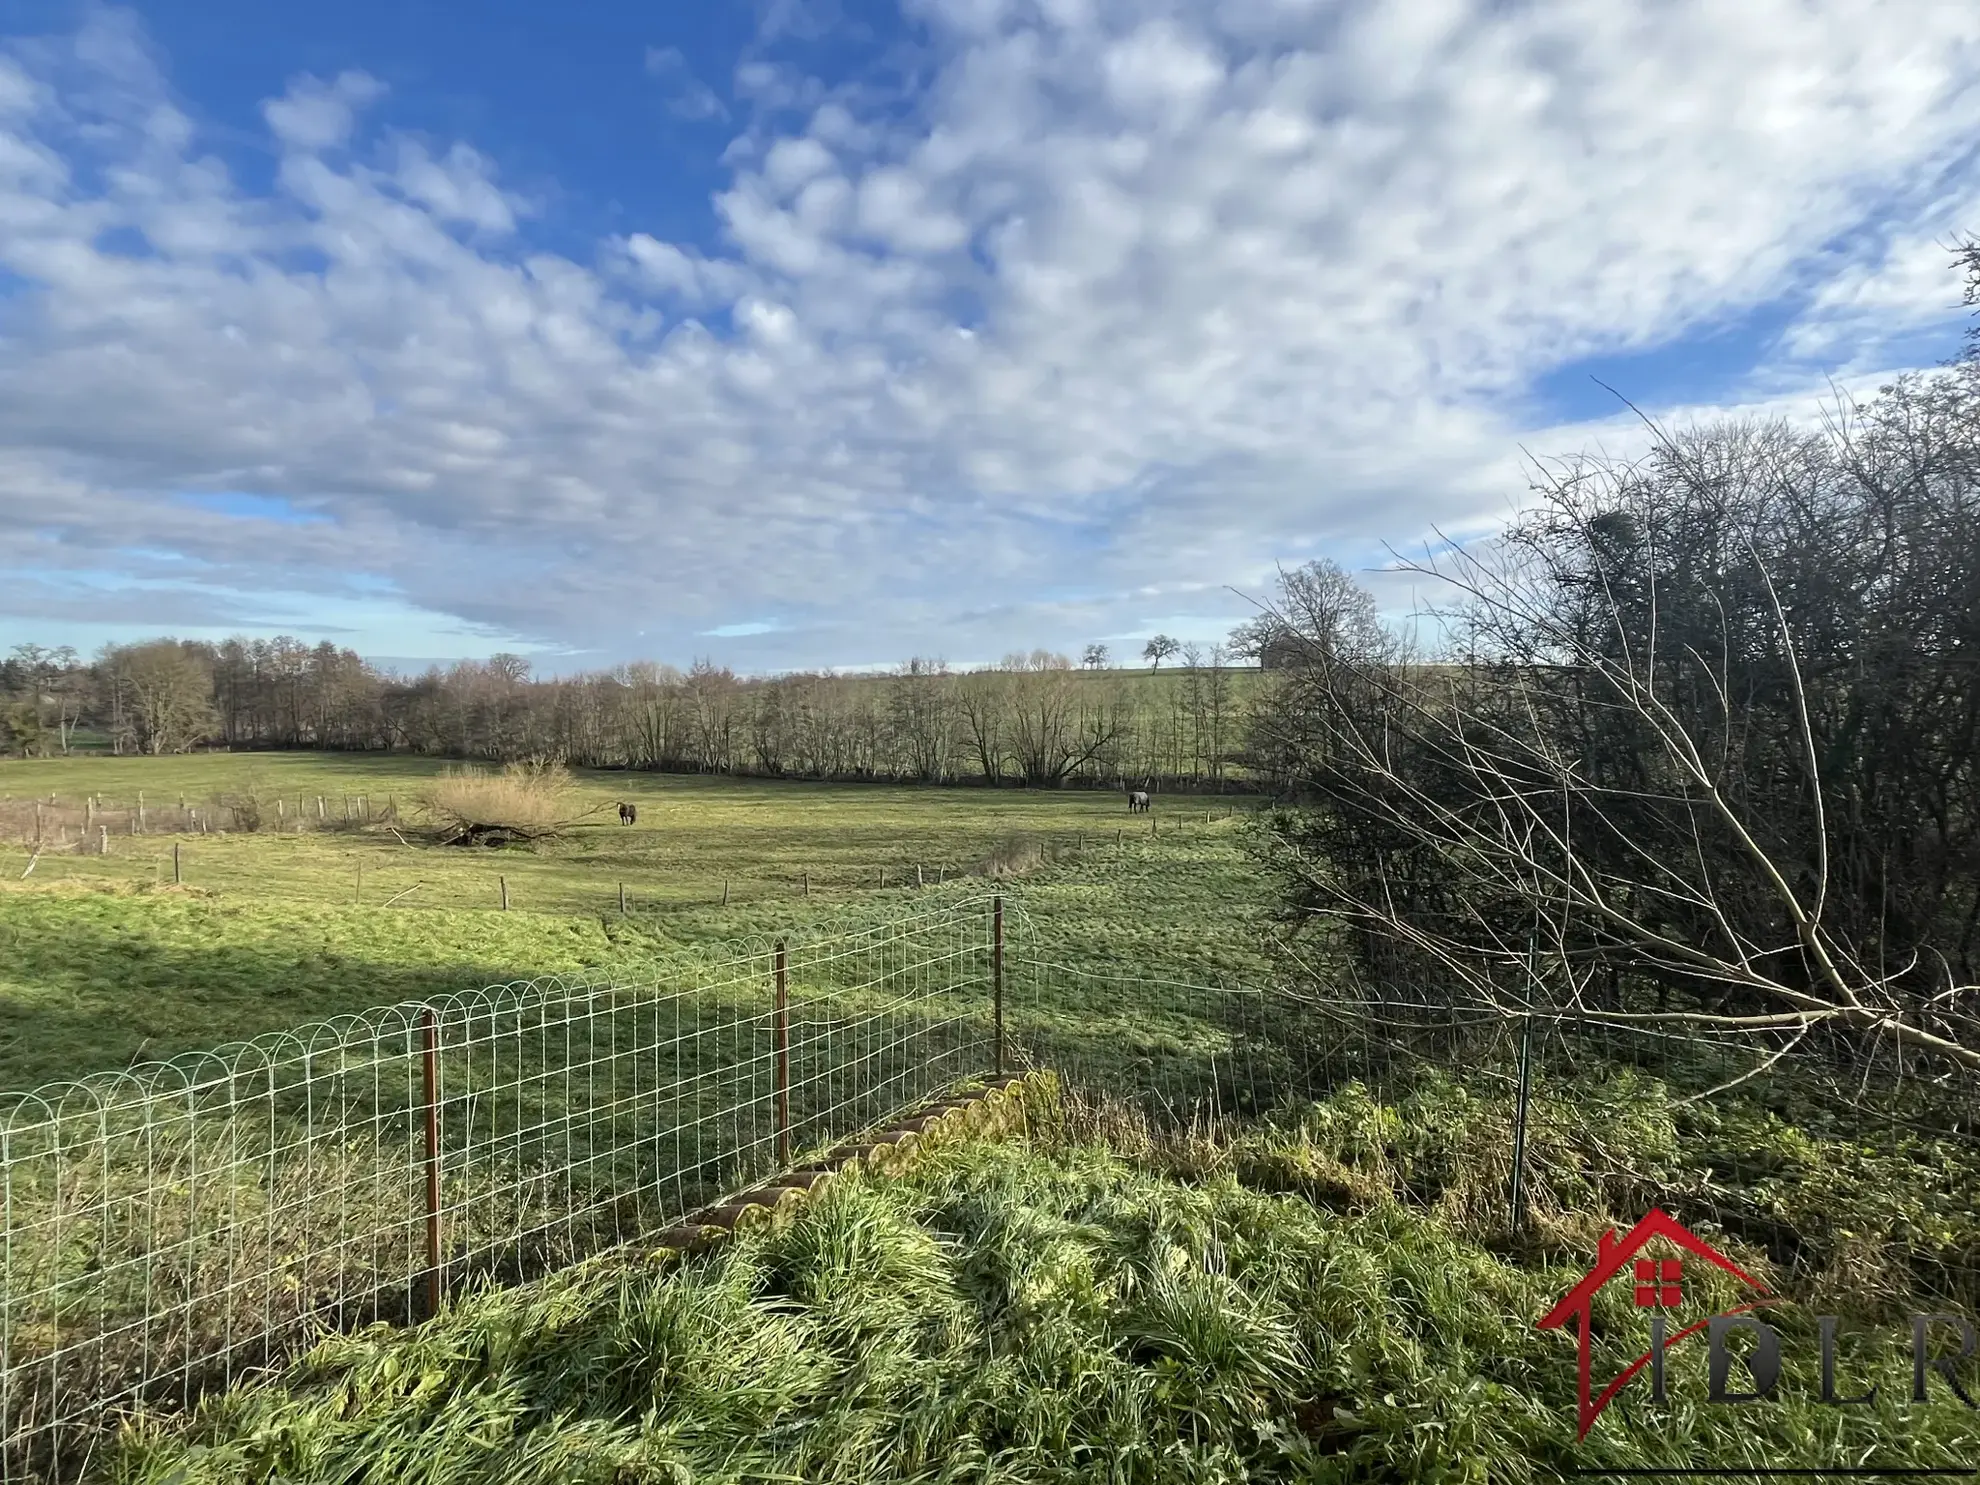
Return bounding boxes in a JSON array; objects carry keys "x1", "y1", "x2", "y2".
[
  {"x1": 414, "y1": 759, "x2": 587, "y2": 847},
  {"x1": 219, "y1": 792, "x2": 263, "y2": 833}
]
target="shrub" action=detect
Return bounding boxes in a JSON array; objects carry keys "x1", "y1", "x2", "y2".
[{"x1": 414, "y1": 759, "x2": 589, "y2": 847}]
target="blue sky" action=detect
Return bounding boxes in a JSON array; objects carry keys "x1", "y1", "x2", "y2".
[{"x1": 1, "y1": 0, "x2": 1976, "y2": 675}]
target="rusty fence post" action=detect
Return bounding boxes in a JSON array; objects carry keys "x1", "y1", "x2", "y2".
[
  {"x1": 774, "y1": 939, "x2": 791, "y2": 1165},
  {"x1": 421, "y1": 1007, "x2": 445, "y2": 1319},
  {"x1": 993, "y1": 895, "x2": 1005, "y2": 1077}
]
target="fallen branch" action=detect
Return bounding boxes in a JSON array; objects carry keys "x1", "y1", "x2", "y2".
[
  {"x1": 19, "y1": 846, "x2": 42, "y2": 879},
  {"x1": 381, "y1": 881, "x2": 425, "y2": 908}
]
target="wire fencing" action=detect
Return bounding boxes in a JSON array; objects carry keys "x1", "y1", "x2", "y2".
[
  {"x1": 1, "y1": 895, "x2": 1029, "y2": 1484},
  {"x1": 1024, "y1": 959, "x2": 1980, "y2": 1318},
  {"x1": 0, "y1": 790, "x2": 395, "y2": 849},
  {"x1": 6, "y1": 895, "x2": 1977, "y2": 1480}
]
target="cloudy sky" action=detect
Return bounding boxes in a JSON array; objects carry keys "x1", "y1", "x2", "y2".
[{"x1": 1, "y1": 0, "x2": 1976, "y2": 674}]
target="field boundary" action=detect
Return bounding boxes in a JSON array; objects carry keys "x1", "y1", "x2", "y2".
[{"x1": 0, "y1": 893, "x2": 1034, "y2": 1484}]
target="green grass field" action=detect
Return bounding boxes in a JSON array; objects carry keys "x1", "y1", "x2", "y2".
[
  {"x1": 6, "y1": 754, "x2": 1979, "y2": 1483},
  {"x1": 0, "y1": 753, "x2": 1272, "y2": 1091}
]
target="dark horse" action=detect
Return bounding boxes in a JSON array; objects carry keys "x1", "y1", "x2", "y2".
[
  {"x1": 618, "y1": 802, "x2": 638, "y2": 826},
  {"x1": 1126, "y1": 789, "x2": 1150, "y2": 813}
]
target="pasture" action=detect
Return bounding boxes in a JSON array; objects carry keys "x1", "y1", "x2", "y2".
[
  {"x1": 0, "y1": 753, "x2": 1270, "y2": 1091},
  {"x1": 4, "y1": 754, "x2": 1979, "y2": 1482}
]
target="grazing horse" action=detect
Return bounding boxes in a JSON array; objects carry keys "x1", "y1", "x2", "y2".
[
  {"x1": 1126, "y1": 789, "x2": 1150, "y2": 813},
  {"x1": 618, "y1": 802, "x2": 637, "y2": 826}
]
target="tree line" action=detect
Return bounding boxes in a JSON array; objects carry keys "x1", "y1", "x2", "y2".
[{"x1": 0, "y1": 632, "x2": 1311, "y2": 791}]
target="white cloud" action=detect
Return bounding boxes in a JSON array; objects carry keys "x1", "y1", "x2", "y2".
[
  {"x1": 645, "y1": 46, "x2": 729, "y2": 122},
  {"x1": 2, "y1": 2, "x2": 1979, "y2": 669},
  {"x1": 262, "y1": 70, "x2": 383, "y2": 153},
  {"x1": 391, "y1": 141, "x2": 517, "y2": 234}
]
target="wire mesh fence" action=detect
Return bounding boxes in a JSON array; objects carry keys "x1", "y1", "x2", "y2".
[
  {"x1": 0, "y1": 894, "x2": 1027, "y2": 1484},
  {"x1": 1018, "y1": 959, "x2": 1980, "y2": 1320},
  {"x1": 0, "y1": 790, "x2": 397, "y2": 851},
  {"x1": 5, "y1": 894, "x2": 1977, "y2": 1480}
]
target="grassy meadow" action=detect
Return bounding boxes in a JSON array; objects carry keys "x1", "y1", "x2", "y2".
[
  {"x1": 0, "y1": 752, "x2": 1272, "y2": 1091},
  {"x1": 5, "y1": 754, "x2": 1978, "y2": 1483}
]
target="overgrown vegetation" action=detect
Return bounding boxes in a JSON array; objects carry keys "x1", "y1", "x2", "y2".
[
  {"x1": 101, "y1": 1077, "x2": 1980, "y2": 1484},
  {"x1": 1252, "y1": 254, "x2": 1980, "y2": 1075},
  {"x1": 415, "y1": 758, "x2": 590, "y2": 846}
]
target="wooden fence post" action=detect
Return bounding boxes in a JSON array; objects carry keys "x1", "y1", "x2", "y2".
[
  {"x1": 721, "y1": 880, "x2": 729, "y2": 907},
  {"x1": 98, "y1": 826, "x2": 107, "y2": 856},
  {"x1": 619, "y1": 881, "x2": 627, "y2": 915},
  {"x1": 172, "y1": 841, "x2": 182, "y2": 884},
  {"x1": 137, "y1": 792, "x2": 145, "y2": 833},
  {"x1": 499, "y1": 875, "x2": 509, "y2": 911},
  {"x1": 774, "y1": 939, "x2": 791, "y2": 1166},
  {"x1": 421, "y1": 1007, "x2": 445, "y2": 1318}
]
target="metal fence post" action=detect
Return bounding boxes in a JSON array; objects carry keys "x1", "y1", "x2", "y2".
[
  {"x1": 421, "y1": 1007, "x2": 445, "y2": 1319},
  {"x1": 1509, "y1": 1011, "x2": 1535, "y2": 1235},
  {"x1": 774, "y1": 939, "x2": 791, "y2": 1166},
  {"x1": 993, "y1": 895, "x2": 1006, "y2": 1077}
]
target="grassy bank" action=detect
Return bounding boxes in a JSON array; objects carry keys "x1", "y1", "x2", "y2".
[{"x1": 100, "y1": 1076, "x2": 1980, "y2": 1485}]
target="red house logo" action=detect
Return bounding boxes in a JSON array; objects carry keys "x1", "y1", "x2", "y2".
[{"x1": 1537, "y1": 1209, "x2": 1771, "y2": 1440}]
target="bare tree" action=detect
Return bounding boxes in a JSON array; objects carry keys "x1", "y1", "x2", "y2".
[
  {"x1": 1081, "y1": 642, "x2": 1111, "y2": 669},
  {"x1": 1265, "y1": 397, "x2": 1980, "y2": 1073},
  {"x1": 100, "y1": 640, "x2": 216, "y2": 756},
  {"x1": 956, "y1": 669, "x2": 1011, "y2": 783},
  {"x1": 1003, "y1": 662, "x2": 1128, "y2": 786},
  {"x1": 1142, "y1": 634, "x2": 1181, "y2": 671},
  {"x1": 1229, "y1": 559, "x2": 1390, "y2": 668}
]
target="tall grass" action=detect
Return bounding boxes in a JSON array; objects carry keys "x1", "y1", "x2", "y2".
[{"x1": 101, "y1": 1078, "x2": 1980, "y2": 1484}]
